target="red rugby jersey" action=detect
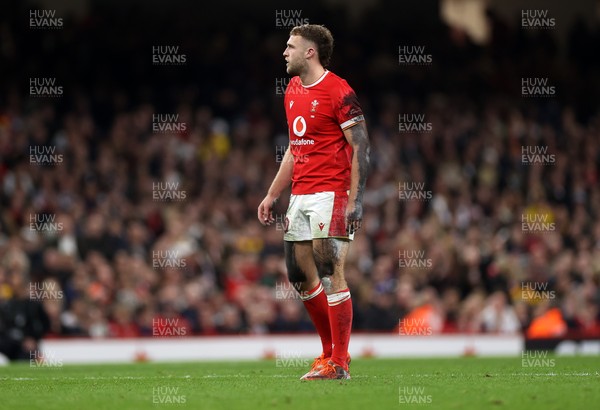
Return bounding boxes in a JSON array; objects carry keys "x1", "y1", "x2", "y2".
[{"x1": 284, "y1": 70, "x2": 364, "y2": 195}]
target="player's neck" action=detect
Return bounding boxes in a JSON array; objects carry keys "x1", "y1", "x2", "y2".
[{"x1": 300, "y1": 66, "x2": 326, "y2": 87}]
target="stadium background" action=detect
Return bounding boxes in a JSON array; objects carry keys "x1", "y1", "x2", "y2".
[{"x1": 1, "y1": 0, "x2": 600, "y2": 361}]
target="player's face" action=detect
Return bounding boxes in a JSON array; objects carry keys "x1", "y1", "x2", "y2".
[{"x1": 283, "y1": 35, "x2": 310, "y2": 76}]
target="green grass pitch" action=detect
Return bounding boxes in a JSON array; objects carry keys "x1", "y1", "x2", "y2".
[{"x1": 1, "y1": 356, "x2": 598, "y2": 409}]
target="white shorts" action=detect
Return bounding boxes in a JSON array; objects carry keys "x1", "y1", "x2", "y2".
[{"x1": 283, "y1": 191, "x2": 354, "y2": 242}]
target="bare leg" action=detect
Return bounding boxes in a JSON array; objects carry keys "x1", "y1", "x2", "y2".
[
  {"x1": 284, "y1": 240, "x2": 319, "y2": 292},
  {"x1": 312, "y1": 238, "x2": 349, "y2": 292}
]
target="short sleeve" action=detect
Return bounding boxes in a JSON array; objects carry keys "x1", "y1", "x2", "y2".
[{"x1": 332, "y1": 80, "x2": 365, "y2": 130}]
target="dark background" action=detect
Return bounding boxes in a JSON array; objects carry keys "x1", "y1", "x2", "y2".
[{"x1": 1, "y1": 0, "x2": 599, "y2": 357}]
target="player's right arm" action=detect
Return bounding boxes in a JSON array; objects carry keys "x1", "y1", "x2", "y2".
[{"x1": 258, "y1": 146, "x2": 293, "y2": 225}]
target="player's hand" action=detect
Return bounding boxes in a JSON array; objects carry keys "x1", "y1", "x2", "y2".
[
  {"x1": 258, "y1": 195, "x2": 277, "y2": 226},
  {"x1": 345, "y1": 201, "x2": 363, "y2": 235}
]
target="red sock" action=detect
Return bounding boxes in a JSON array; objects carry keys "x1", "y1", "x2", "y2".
[
  {"x1": 301, "y1": 282, "x2": 332, "y2": 357},
  {"x1": 327, "y1": 288, "x2": 352, "y2": 370}
]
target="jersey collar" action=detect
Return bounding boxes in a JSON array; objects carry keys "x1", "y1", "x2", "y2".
[{"x1": 301, "y1": 70, "x2": 329, "y2": 88}]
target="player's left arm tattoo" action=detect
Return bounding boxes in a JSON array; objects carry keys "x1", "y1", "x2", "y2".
[{"x1": 343, "y1": 121, "x2": 370, "y2": 233}]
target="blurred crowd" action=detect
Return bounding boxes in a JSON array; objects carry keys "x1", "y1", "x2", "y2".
[{"x1": 1, "y1": 2, "x2": 600, "y2": 359}]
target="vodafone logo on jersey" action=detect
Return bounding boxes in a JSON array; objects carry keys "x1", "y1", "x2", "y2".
[
  {"x1": 292, "y1": 116, "x2": 307, "y2": 137},
  {"x1": 290, "y1": 116, "x2": 315, "y2": 145}
]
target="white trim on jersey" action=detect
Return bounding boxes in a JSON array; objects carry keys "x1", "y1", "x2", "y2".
[
  {"x1": 301, "y1": 70, "x2": 329, "y2": 88},
  {"x1": 340, "y1": 115, "x2": 365, "y2": 130}
]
